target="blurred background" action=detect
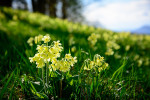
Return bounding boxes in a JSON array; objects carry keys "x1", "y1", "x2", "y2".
[{"x1": 0, "y1": 0, "x2": 150, "y2": 34}]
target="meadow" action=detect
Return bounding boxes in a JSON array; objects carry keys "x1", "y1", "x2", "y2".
[{"x1": 0, "y1": 7, "x2": 150, "y2": 99}]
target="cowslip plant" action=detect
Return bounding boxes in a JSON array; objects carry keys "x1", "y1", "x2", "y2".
[
  {"x1": 29, "y1": 35, "x2": 77, "y2": 72},
  {"x1": 77, "y1": 54, "x2": 109, "y2": 98},
  {"x1": 28, "y1": 34, "x2": 77, "y2": 98},
  {"x1": 83, "y1": 54, "x2": 108, "y2": 72}
]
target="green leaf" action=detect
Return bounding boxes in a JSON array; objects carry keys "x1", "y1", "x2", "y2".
[{"x1": 0, "y1": 69, "x2": 15, "y2": 99}]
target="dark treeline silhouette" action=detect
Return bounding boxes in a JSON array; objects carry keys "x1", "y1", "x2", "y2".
[
  {"x1": 0, "y1": 0, "x2": 83, "y2": 22},
  {"x1": 0, "y1": 0, "x2": 12, "y2": 7}
]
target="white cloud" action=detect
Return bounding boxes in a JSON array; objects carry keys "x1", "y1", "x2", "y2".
[{"x1": 84, "y1": 0, "x2": 150, "y2": 31}]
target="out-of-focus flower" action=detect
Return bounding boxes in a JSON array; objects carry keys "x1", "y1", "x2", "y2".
[
  {"x1": 71, "y1": 46, "x2": 76, "y2": 52},
  {"x1": 27, "y1": 37, "x2": 34, "y2": 46},
  {"x1": 35, "y1": 34, "x2": 43, "y2": 44},
  {"x1": 88, "y1": 33, "x2": 100, "y2": 46},
  {"x1": 134, "y1": 55, "x2": 139, "y2": 61},
  {"x1": 105, "y1": 48, "x2": 114, "y2": 56},
  {"x1": 114, "y1": 52, "x2": 121, "y2": 59},
  {"x1": 144, "y1": 57, "x2": 149, "y2": 66},
  {"x1": 137, "y1": 59, "x2": 143, "y2": 67},
  {"x1": 125, "y1": 45, "x2": 130, "y2": 51},
  {"x1": 69, "y1": 36, "x2": 75, "y2": 46}
]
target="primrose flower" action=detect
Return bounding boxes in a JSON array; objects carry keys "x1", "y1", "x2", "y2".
[
  {"x1": 71, "y1": 57, "x2": 77, "y2": 64},
  {"x1": 137, "y1": 59, "x2": 143, "y2": 67},
  {"x1": 83, "y1": 54, "x2": 109, "y2": 72},
  {"x1": 54, "y1": 40, "x2": 61, "y2": 47},
  {"x1": 144, "y1": 57, "x2": 149, "y2": 66},
  {"x1": 89, "y1": 61, "x2": 94, "y2": 69},
  {"x1": 113, "y1": 43, "x2": 120, "y2": 50},
  {"x1": 125, "y1": 45, "x2": 130, "y2": 51},
  {"x1": 71, "y1": 46, "x2": 76, "y2": 52},
  {"x1": 49, "y1": 64, "x2": 57, "y2": 71},
  {"x1": 65, "y1": 54, "x2": 72, "y2": 60},
  {"x1": 27, "y1": 37, "x2": 34, "y2": 46},
  {"x1": 29, "y1": 34, "x2": 77, "y2": 72},
  {"x1": 42, "y1": 35, "x2": 51, "y2": 43},
  {"x1": 35, "y1": 34, "x2": 43, "y2": 44},
  {"x1": 29, "y1": 57, "x2": 34, "y2": 63},
  {"x1": 105, "y1": 48, "x2": 114, "y2": 56},
  {"x1": 36, "y1": 45, "x2": 44, "y2": 53},
  {"x1": 106, "y1": 41, "x2": 120, "y2": 50},
  {"x1": 88, "y1": 33, "x2": 100, "y2": 46},
  {"x1": 114, "y1": 52, "x2": 121, "y2": 59},
  {"x1": 103, "y1": 63, "x2": 109, "y2": 70},
  {"x1": 36, "y1": 58, "x2": 45, "y2": 68},
  {"x1": 84, "y1": 65, "x2": 90, "y2": 70},
  {"x1": 38, "y1": 35, "x2": 44, "y2": 41}
]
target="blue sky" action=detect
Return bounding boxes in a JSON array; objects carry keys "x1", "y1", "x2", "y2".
[{"x1": 83, "y1": 0, "x2": 150, "y2": 31}]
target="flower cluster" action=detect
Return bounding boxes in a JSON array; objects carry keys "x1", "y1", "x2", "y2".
[
  {"x1": 27, "y1": 34, "x2": 45, "y2": 46},
  {"x1": 83, "y1": 54, "x2": 108, "y2": 72},
  {"x1": 35, "y1": 34, "x2": 44, "y2": 44},
  {"x1": 29, "y1": 34, "x2": 77, "y2": 72},
  {"x1": 105, "y1": 41, "x2": 120, "y2": 56},
  {"x1": 49, "y1": 54, "x2": 77, "y2": 72},
  {"x1": 88, "y1": 33, "x2": 100, "y2": 46}
]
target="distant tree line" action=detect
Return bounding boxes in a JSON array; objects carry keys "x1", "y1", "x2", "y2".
[{"x1": 0, "y1": 0, "x2": 83, "y2": 22}]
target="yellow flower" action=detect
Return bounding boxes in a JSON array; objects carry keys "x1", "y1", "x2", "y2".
[
  {"x1": 28, "y1": 34, "x2": 77, "y2": 72},
  {"x1": 42, "y1": 35, "x2": 51, "y2": 43},
  {"x1": 27, "y1": 37, "x2": 34, "y2": 46},
  {"x1": 103, "y1": 63, "x2": 109, "y2": 70},
  {"x1": 69, "y1": 57, "x2": 77, "y2": 66},
  {"x1": 34, "y1": 36, "x2": 38, "y2": 44},
  {"x1": 137, "y1": 59, "x2": 143, "y2": 67},
  {"x1": 38, "y1": 35, "x2": 43, "y2": 42},
  {"x1": 98, "y1": 67, "x2": 103, "y2": 72},
  {"x1": 89, "y1": 61, "x2": 94, "y2": 69},
  {"x1": 84, "y1": 65, "x2": 90, "y2": 70},
  {"x1": 36, "y1": 45, "x2": 43, "y2": 53},
  {"x1": 65, "y1": 54, "x2": 72, "y2": 60},
  {"x1": 49, "y1": 47, "x2": 59, "y2": 54},
  {"x1": 88, "y1": 33, "x2": 100, "y2": 46},
  {"x1": 105, "y1": 48, "x2": 114, "y2": 56},
  {"x1": 114, "y1": 52, "x2": 121, "y2": 59},
  {"x1": 125, "y1": 45, "x2": 130, "y2": 51},
  {"x1": 95, "y1": 58, "x2": 102, "y2": 66},
  {"x1": 71, "y1": 46, "x2": 76, "y2": 52},
  {"x1": 54, "y1": 40, "x2": 61, "y2": 47},
  {"x1": 49, "y1": 64, "x2": 57, "y2": 71},
  {"x1": 36, "y1": 58, "x2": 45, "y2": 68},
  {"x1": 29, "y1": 57, "x2": 34, "y2": 63},
  {"x1": 35, "y1": 34, "x2": 43, "y2": 44},
  {"x1": 100, "y1": 57, "x2": 104, "y2": 61},
  {"x1": 83, "y1": 54, "x2": 109, "y2": 72},
  {"x1": 59, "y1": 61, "x2": 70, "y2": 72}
]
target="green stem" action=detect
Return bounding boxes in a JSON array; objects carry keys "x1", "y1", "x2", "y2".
[
  {"x1": 46, "y1": 62, "x2": 49, "y2": 86},
  {"x1": 46, "y1": 43, "x2": 49, "y2": 86},
  {"x1": 42, "y1": 67, "x2": 45, "y2": 87},
  {"x1": 60, "y1": 79, "x2": 62, "y2": 98}
]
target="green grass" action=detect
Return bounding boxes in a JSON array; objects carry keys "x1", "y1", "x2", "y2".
[{"x1": 0, "y1": 7, "x2": 150, "y2": 99}]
